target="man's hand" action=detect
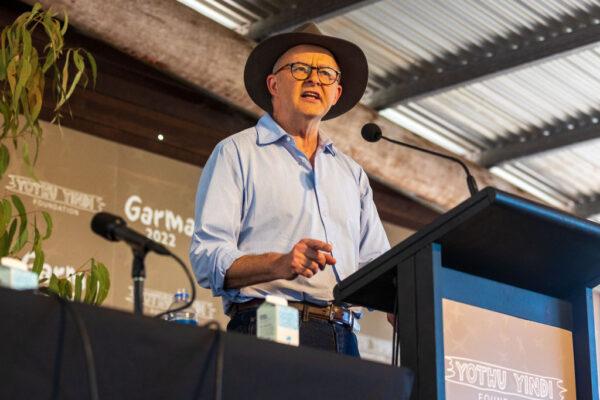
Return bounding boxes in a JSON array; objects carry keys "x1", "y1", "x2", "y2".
[
  {"x1": 224, "y1": 239, "x2": 336, "y2": 289},
  {"x1": 275, "y1": 238, "x2": 336, "y2": 280}
]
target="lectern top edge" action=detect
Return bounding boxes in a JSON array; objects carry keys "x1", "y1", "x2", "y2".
[
  {"x1": 494, "y1": 190, "x2": 600, "y2": 237},
  {"x1": 335, "y1": 186, "x2": 600, "y2": 304}
]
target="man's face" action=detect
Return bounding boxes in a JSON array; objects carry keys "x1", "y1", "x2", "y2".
[{"x1": 267, "y1": 45, "x2": 343, "y2": 121}]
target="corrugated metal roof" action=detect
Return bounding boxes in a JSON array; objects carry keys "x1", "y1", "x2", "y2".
[
  {"x1": 382, "y1": 44, "x2": 600, "y2": 157},
  {"x1": 179, "y1": 0, "x2": 600, "y2": 219},
  {"x1": 319, "y1": 0, "x2": 599, "y2": 99}
]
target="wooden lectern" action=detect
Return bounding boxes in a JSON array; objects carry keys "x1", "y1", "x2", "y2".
[{"x1": 335, "y1": 187, "x2": 600, "y2": 400}]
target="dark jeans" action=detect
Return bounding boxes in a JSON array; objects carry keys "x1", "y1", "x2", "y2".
[{"x1": 226, "y1": 308, "x2": 360, "y2": 357}]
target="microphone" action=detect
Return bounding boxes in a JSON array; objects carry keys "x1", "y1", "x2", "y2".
[
  {"x1": 91, "y1": 212, "x2": 170, "y2": 255},
  {"x1": 361, "y1": 123, "x2": 479, "y2": 196}
]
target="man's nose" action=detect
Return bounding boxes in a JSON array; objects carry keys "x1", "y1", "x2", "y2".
[{"x1": 305, "y1": 67, "x2": 321, "y2": 85}]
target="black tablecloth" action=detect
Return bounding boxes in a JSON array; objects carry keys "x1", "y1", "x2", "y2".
[{"x1": 0, "y1": 288, "x2": 413, "y2": 399}]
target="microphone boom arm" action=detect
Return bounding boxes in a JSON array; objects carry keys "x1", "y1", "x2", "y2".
[{"x1": 381, "y1": 136, "x2": 479, "y2": 196}]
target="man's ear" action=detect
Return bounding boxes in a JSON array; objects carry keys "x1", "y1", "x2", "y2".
[
  {"x1": 266, "y1": 74, "x2": 277, "y2": 96},
  {"x1": 331, "y1": 83, "x2": 343, "y2": 106}
]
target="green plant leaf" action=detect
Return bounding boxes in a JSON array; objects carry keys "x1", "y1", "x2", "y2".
[
  {"x1": 94, "y1": 260, "x2": 110, "y2": 305},
  {"x1": 57, "y1": 48, "x2": 70, "y2": 107},
  {"x1": 74, "y1": 273, "x2": 83, "y2": 302},
  {"x1": 10, "y1": 194, "x2": 28, "y2": 254},
  {"x1": 64, "y1": 50, "x2": 83, "y2": 99},
  {"x1": 0, "y1": 102, "x2": 10, "y2": 138},
  {"x1": 6, "y1": 57, "x2": 17, "y2": 94},
  {"x1": 60, "y1": 11, "x2": 68, "y2": 35},
  {"x1": 0, "y1": 218, "x2": 17, "y2": 257},
  {"x1": 41, "y1": 211, "x2": 52, "y2": 240},
  {"x1": 57, "y1": 277, "x2": 66, "y2": 297},
  {"x1": 0, "y1": 144, "x2": 9, "y2": 179},
  {"x1": 85, "y1": 51, "x2": 97, "y2": 87},
  {"x1": 41, "y1": 45, "x2": 55, "y2": 73},
  {"x1": 83, "y1": 264, "x2": 98, "y2": 304},
  {"x1": 11, "y1": 194, "x2": 26, "y2": 218},
  {"x1": 0, "y1": 199, "x2": 11, "y2": 234},
  {"x1": 48, "y1": 273, "x2": 59, "y2": 295},
  {"x1": 32, "y1": 241, "x2": 44, "y2": 275},
  {"x1": 13, "y1": 50, "x2": 32, "y2": 112},
  {"x1": 0, "y1": 30, "x2": 7, "y2": 80},
  {"x1": 11, "y1": 222, "x2": 28, "y2": 254},
  {"x1": 26, "y1": 65, "x2": 42, "y2": 122},
  {"x1": 21, "y1": 141, "x2": 36, "y2": 179},
  {"x1": 21, "y1": 27, "x2": 32, "y2": 62},
  {"x1": 31, "y1": 2, "x2": 42, "y2": 14},
  {"x1": 61, "y1": 278, "x2": 73, "y2": 299},
  {"x1": 31, "y1": 224, "x2": 44, "y2": 275}
]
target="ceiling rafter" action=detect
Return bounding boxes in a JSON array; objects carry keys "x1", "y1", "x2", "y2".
[
  {"x1": 246, "y1": 0, "x2": 380, "y2": 41},
  {"x1": 477, "y1": 112, "x2": 600, "y2": 167},
  {"x1": 22, "y1": 0, "x2": 531, "y2": 213},
  {"x1": 368, "y1": 6, "x2": 600, "y2": 110},
  {"x1": 574, "y1": 194, "x2": 600, "y2": 218}
]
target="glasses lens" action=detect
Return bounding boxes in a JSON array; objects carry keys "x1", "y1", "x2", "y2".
[
  {"x1": 290, "y1": 63, "x2": 311, "y2": 80},
  {"x1": 318, "y1": 67, "x2": 338, "y2": 84},
  {"x1": 289, "y1": 63, "x2": 339, "y2": 85}
]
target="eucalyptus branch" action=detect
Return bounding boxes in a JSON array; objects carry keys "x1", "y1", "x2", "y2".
[{"x1": 0, "y1": 4, "x2": 108, "y2": 305}]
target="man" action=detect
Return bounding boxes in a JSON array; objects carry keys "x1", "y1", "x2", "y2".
[{"x1": 190, "y1": 23, "x2": 389, "y2": 356}]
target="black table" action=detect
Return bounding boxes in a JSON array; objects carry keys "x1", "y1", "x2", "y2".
[{"x1": 0, "y1": 288, "x2": 413, "y2": 399}]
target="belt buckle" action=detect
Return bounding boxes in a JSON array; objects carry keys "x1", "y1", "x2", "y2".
[
  {"x1": 334, "y1": 307, "x2": 354, "y2": 328},
  {"x1": 328, "y1": 305, "x2": 336, "y2": 321},
  {"x1": 344, "y1": 310, "x2": 354, "y2": 328}
]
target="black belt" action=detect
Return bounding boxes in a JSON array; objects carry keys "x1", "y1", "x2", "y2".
[{"x1": 230, "y1": 298, "x2": 355, "y2": 328}]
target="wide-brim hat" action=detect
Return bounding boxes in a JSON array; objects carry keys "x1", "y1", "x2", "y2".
[{"x1": 244, "y1": 23, "x2": 368, "y2": 120}]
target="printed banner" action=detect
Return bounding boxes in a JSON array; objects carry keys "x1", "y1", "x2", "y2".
[
  {"x1": 443, "y1": 299, "x2": 576, "y2": 400},
  {"x1": 446, "y1": 356, "x2": 566, "y2": 400}
]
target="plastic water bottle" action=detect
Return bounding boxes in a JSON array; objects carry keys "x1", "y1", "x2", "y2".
[{"x1": 163, "y1": 289, "x2": 197, "y2": 326}]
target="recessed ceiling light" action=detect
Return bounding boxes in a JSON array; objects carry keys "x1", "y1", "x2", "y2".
[{"x1": 157, "y1": 134, "x2": 165, "y2": 141}]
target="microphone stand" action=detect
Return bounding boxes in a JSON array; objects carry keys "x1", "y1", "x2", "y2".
[
  {"x1": 131, "y1": 245, "x2": 149, "y2": 315},
  {"x1": 381, "y1": 136, "x2": 479, "y2": 196}
]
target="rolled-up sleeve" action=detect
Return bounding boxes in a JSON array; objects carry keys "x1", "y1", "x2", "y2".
[
  {"x1": 190, "y1": 139, "x2": 246, "y2": 300},
  {"x1": 357, "y1": 169, "x2": 390, "y2": 268}
]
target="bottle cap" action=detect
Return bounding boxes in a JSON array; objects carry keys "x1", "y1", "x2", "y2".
[
  {"x1": 174, "y1": 288, "x2": 190, "y2": 302},
  {"x1": 265, "y1": 295, "x2": 288, "y2": 306}
]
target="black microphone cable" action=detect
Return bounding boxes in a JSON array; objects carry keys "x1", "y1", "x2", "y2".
[
  {"x1": 152, "y1": 252, "x2": 223, "y2": 400},
  {"x1": 152, "y1": 252, "x2": 224, "y2": 400},
  {"x1": 154, "y1": 251, "x2": 197, "y2": 320},
  {"x1": 203, "y1": 320, "x2": 224, "y2": 400},
  {"x1": 48, "y1": 293, "x2": 100, "y2": 400}
]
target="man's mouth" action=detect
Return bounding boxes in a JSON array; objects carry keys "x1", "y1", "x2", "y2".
[{"x1": 301, "y1": 91, "x2": 321, "y2": 100}]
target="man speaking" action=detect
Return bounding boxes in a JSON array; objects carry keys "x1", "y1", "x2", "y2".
[{"x1": 190, "y1": 23, "x2": 389, "y2": 356}]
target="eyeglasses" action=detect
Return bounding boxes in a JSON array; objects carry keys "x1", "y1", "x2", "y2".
[{"x1": 273, "y1": 62, "x2": 341, "y2": 85}]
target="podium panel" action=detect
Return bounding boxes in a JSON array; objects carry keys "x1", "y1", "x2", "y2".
[
  {"x1": 396, "y1": 243, "x2": 584, "y2": 400},
  {"x1": 443, "y1": 299, "x2": 575, "y2": 400},
  {"x1": 334, "y1": 188, "x2": 600, "y2": 400}
]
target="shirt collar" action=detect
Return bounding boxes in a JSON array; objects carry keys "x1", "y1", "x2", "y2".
[
  {"x1": 256, "y1": 114, "x2": 337, "y2": 156},
  {"x1": 319, "y1": 133, "x2": 336, "y2": 156},
  {"x1": 256, "y1": 114, "x2": 288, "y2": 145}
]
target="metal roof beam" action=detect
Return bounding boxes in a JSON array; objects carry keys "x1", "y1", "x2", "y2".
[
  {"x1": 574, "y1": 195, "x2": 600, "y2": 218},
  {"x1": 478, "y1": 114, "x2": 600, "y2": 167},
  {"x1": 247, "y1": 0, "x2": 380, "y2": 41},
  {"x1": 368, "y1": 7, "x2": 600, "y2": 110},
  {"x1": 26, "y1": 0, "x2": 530, "y2": 212}
]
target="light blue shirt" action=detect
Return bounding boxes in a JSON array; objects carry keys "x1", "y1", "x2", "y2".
[{"x1": 190, "y1": 114, "x2": 390, "y2": 314}]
